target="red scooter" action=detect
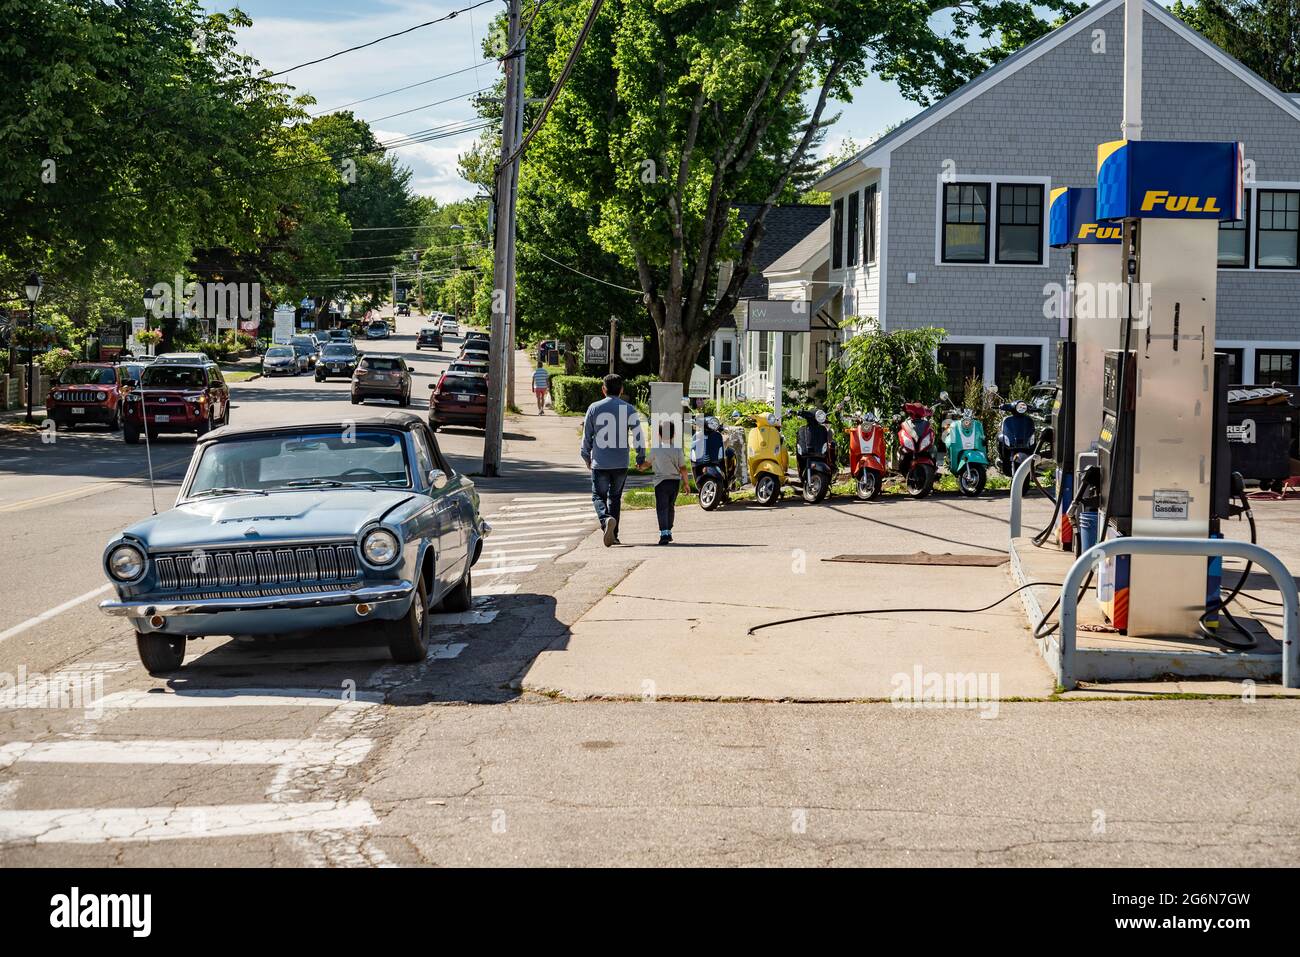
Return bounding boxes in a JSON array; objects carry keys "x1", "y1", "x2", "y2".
[
  {"x1": 848, "y1": 412, "x2": 886, "y2": 500},
  {"x1": 895, "y1": 401, "x2": 937, "y2": 498}
]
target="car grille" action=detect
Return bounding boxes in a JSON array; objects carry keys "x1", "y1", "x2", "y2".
[
  {"x1": 59, "y1": 391, "x2": 107, "y2": 402},
  {"x1": 152, "y1": 543, "x2": 360, "y2": 593}
]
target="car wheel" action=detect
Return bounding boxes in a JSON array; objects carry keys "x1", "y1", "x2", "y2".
[
  {"x1": 399, "y1": 393, "x2": 410, "y2": 408},
  {"x1": 315, "y1": 374, "x2": 324, "y2": 382},
  {"x1": 384, "y1": 577, "x2": 430, "y2": 663},
  {"x1": 135, "y1": 632, "x2": 186, "y2": 674},
  {"x1": 755, "y1": 473, "x2": 780, "y2": 506},
  {"x1": 196, "y1": 410, "x2": 214, "y2": 437},
  {"x1": 124, "y1": 423, "x2": 141, "y2": 445},
  {"x1": 440, "y1": 565, "x2": 473, "y2": 613},
  {"x1": 351, "y1": 395, "x2": 361, "y2": 405}
]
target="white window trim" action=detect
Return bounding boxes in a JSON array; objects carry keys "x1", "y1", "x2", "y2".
[
  {"x1": 1224, "y1": 182, "x2": 1300, "y2": 273},
  {"x1": 934, "y1": 174, "x2": 1052, "y2": 268},
  {"x1": 1216, "y1": 339, "x2": 1300, "y2": 382},
  {"x1": 936, "y1": 335, "x2": 1053, "y2": 385}
]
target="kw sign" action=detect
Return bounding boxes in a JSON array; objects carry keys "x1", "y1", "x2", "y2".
[{"x1": 745, "y1": 299, "x2": 812, "y2": 333}]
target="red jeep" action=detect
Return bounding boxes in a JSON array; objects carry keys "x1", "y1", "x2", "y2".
[
  {"x1": 123, "y1": 359, "x2": 230, "y2": 444},
  {"x1": 46, "y1": 363, "x2": 130, "y2": 431}
]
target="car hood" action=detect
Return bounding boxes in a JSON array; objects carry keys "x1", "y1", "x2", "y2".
[{"x1": 122, "y1": 489, "x2": 417, "y2": 551}]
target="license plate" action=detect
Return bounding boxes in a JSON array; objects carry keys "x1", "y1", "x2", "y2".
[
  {"x1": 457, "y1": 394, "x2": 472, "y2": 402},
  {"x1": 71, "y1": 407, "x2": 85, "y2": 415},
  {"x1": 331, "y1": 365, "x2": 342, "y2": 371},
  {"x1": 154, "y1": 414, "x2": 170, "y2": 423}
]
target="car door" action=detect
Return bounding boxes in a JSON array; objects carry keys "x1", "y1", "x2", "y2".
[{"x1": 412, "y1": 424, "x2": 465, "y2": 591}]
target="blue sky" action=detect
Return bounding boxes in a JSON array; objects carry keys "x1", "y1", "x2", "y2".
[{"x1": 214, "y1": 0, "x2": 1102, "y2": 203}]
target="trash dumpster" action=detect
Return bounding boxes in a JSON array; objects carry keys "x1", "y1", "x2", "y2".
[{"x1": 1227, "y1": 387, "x2": 1296, "y2": 482}]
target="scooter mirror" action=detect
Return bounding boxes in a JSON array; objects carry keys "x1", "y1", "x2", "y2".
[{"x1": 939, "y1": 391, "x2": 949, "y2": 402}]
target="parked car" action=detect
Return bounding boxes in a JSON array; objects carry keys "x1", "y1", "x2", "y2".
[
  {"x1": 447, "y1": 359, "x2": 488, "y2": 376},
  {"x1": 316, "y1": 342, "x2": 360, "y2": 381},
  {"x1": 428, "y1": 371, "x2": 488, "y2": 431},
  {"x1": 463, "y1": 330, "x2": 489, "y2": 345},
  {"x1": 123, "y1": 359, "x2": 230, "y2": 443},
  {"x1": 327, "y1": 329, "x2": 353, "y2": 343},
  {"x1": 458, "y1": 342, "x2": 490, "y2": 363},
  {"x1": 290, "y1": 334, "x2": 321, "y2": 368},
  {"x1": 152, "y1": 352, "x2": 210, "y2": 365},
  {"x1": 351, "y1": 354, "x2": 411, "y2": 406},
  {"x1": 96, "y1": 413, "x2": 489, "y2": 673},
  {"x1": 262, "y1": 344, "x2": 305, "y2": 376},
  {"x1": 395, "y1": 302, "x2": 410, "y2": 317},
  {"x1": 365, "y1": 320, "x2": 390, "y2": 340},
  {"x1": 46, "y1": 363, "x2": 131, "y2": 431},
  {"x1": 416, "y1": 326, "x2": 443, "y2": 351}
]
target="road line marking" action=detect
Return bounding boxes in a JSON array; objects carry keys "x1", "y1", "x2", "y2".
[
  {"x1": 0, "y1": 585, "x2": 114, "y2": 645},
  {"x1": 485, "y1": 531, "x2": 583, "y2": 543},
  {"x1": 474, "y1": 564, "x2": 537, "y2": 576},
  {"x1": 477, "y1": 584, "x2": 519, "y2": 596},
  {"x1": 91, "y1": 688, "x2": 382, "y2": 709},
  {"x1": 489, "y1": 515, "x2": 594, "y2": 528},
  {"x1": 479, "y1": 550, "x2": 565, "y2": 562},
  {"x1": 0, "y1": 738, "x2": 374, "y2": 769},
  {"x1": 511, "y1": 495, "x2": 589, "y2": 502},
  {"x1": 495, "y1": 502, "x2": 596, "y2": 513},
  {"x1": 0, "y1": 800, "x2": 378, "y2": 844},
  {"x1": 0, "y1": 456, "x2": 191, "y2": 513}
]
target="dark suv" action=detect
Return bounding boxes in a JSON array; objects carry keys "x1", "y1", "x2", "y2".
[
  {"x1": 123, "y1": 360, "x2": 230, "y2": 443},
  {"x1": 429, "y1": 371, "x2": 488, "y2": 431},
  {"x1": 46, "y1": 363, "x2": 130, "y2": 431},
  {"x1": 315, "y1": 342, "x2": 360, "y2": 381},
  {"x1": 351, "y1": 354, "x2": 411, "y2": 406},
  {"x1": 416, "y1": 326, "x2": 443, "y2": 351}
]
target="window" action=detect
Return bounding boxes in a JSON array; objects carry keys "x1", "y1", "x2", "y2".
[
  {"x1": 864, "y1": 184, "x2": 877, "y2": 264},
  {"x1": 720, "y1": 339, "x2": 734, "y2": 375},
  {"x1": 1217, "y1": 348, "x2": 1245, "y2": 384},
  {"x1": 411, "y1": 426, "x2": 435, "y2": 480},
  {"x1": 1218, "y1": 193, "x2": 1250, "y2": 267},
  {"x1": 995, "y1": 344, "x2": 1042, "y2": 395},
  {"x1": 1256, "y1": 190, "x2": 1299, "y2": 268},
  {"x1": 942, "y1": 183, "x2": 990, "y2": 263},
  {"x1": 1256, "y1": 349, "x2": 1299, "y2": 385},
  {"x1": 757, "y1": 332, "x2": 770, "y2": 373},
  {"x1": 832, "y1": 198, "x2": 844, "y2": 270},
  {"x1": 938, "y1": 344, "x2": 984, "y2": 394},
  {"x1": 996, "y1": 184, "x2": 1044, "y2": 264},
  {"x1": 846, "y1": 191, "x2": 860, "y2": 267}
]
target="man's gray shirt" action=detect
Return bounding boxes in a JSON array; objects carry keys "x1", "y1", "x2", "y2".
[{"x1": 580, "y1": 395, "x2": 645, "y2": 470}]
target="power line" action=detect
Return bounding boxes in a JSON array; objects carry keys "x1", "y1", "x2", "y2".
[
  {"x1": 527, "y1": 249, "x2": 641, "y2": 294},
  {"x1": 367, "y1": 88, "x2": 494, "y2": 125},
  {"x1": 310, "y1": 61, "x2": 497, "y2": 116},
  {"x1": 264, "y1": 0, "x2": 498, "y2": 78}
]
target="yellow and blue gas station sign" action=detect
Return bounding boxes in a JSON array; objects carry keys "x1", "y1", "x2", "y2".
[
  {"x1": 1096, "y1": 140, "x2": 1244, "y2": 221},
  {"x1": 1049, "y1": 186, "x2": 1122, "y2": 247}
]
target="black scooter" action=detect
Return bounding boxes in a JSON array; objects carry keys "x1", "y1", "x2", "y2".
[
  {"x1": 690, "y1": 415, "x2": 738, "y2": 510},
  {"x1": 794, "y1": 408, "x2": 835, "y2": 503}
]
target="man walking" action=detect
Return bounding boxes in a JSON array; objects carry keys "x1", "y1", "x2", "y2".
[
  {"x1": 531, "y1": 360, "x2": 550, "y2": 414},
  {"x1": 580, "y1": 374, "x2": 646, "y2": 546}
]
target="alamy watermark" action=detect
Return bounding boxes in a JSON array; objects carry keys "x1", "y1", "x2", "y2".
[
  {"x1": 0, "y1": 666, "x2": 105, "y2": 719},
  {"x1": 891, "y1": 665, "x2": 1000, "y2": 719}
]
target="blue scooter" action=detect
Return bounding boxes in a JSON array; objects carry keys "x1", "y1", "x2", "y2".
[
  {"x1": 997, "y1": 398, "x2": 1038, "y2": 493},
  {"x1": 938, "y1": 391, "x2": 989, "y2": 497}
]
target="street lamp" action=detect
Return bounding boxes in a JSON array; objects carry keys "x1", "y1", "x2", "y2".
[
  {"x1": 142, "y1": 287, "x2": 157, "y2": 356},
  {"x1": 24, "y1": 271, "x2": 42, "y2": 425}
]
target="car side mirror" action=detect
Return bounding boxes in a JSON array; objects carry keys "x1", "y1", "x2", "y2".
[
  {"x1": 428, "y1": 468, "x2": 449, "y2": 490},
  {"x1": 125, "y1": 379, "x2": 138, "y2": 388},
  {"x1": 428, "y1": 383, "x2": 436, "y2": 389}
]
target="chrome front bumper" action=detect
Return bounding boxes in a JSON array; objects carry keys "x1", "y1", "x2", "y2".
[{"x1": 99, "y1": 581, "x2": 414, "y2": 618}]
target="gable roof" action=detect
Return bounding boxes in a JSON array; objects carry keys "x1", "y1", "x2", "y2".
[
  {"x1": 814, "y1": 0, "x2": 1300, "y2": 191},
  {"x1": 733, "y1": 203, "x2": 829, "y2": 298},
  {"x1": 765, "y1": 223, "x2": 829, "y2": 277}
]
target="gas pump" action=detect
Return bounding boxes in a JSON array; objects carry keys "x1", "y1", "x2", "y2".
[
  {"x1": 1045, "y1": 187, "x2": 1123, "y2": 551},
  {"x1": 1091, "y1": 139, "x2": 1246, "y2": 637}
]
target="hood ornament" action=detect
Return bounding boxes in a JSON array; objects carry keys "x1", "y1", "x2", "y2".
[{"x1": 243, "y1": 525, "x2": 259, "y2": 538}]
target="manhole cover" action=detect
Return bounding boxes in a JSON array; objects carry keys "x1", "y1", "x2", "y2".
[{"x1": 824, "y1": 552, "x2": 1008, "y2": 567}]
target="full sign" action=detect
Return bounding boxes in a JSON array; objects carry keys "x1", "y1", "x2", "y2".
[
  {"x1": 620, "y1": 337, "x2": 645, "y2": 364},
  {"x1": 584, "y1": 335, "x2": 609, "y2": 365},
  {"x1": 746, "y1": 299, "x2": 812, "y2": 333}
]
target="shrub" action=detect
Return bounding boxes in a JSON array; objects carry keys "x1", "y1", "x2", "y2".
[
  {"x1": 550, "y1": 375, "x2": 604, "y2": 414},
  {"x1": 40, "y1": 347, "x2": 76, "y2": 380}
]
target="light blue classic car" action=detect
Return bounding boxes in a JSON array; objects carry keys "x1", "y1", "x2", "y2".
[{"x1": 99, "y1": 412, "x2": 490, "y2": 674}]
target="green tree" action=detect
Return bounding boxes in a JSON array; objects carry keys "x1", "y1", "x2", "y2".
[
  {"x1": 1171, "y1": 0, "x2": 1300, "y2": 90},
  {"x1": 826, "y1": 326, "x2": 947, "y2": 435}
]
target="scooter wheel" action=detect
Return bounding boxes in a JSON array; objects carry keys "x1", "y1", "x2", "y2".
[
  {"x1": 906, "y1": 465, "x2": 933, "y2": 498},
  {"x1": 855, "y1": 471, "x2": 878, "y2": 501},
  {"x1": 803, "y1": 472, "x2": 826, "y2": 504},
  {"x1": 698, "y1": 478, "x2": 721, "y2": 511},
  {"x1": 958, "y1": 464, "x2": 987, "y2": 497},
  {"x1": 754, "y1": 474, "x2": 779, "y2": 506}
]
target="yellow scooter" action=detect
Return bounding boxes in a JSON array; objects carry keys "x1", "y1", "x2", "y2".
[{"x1": 736, "y1": 411, "x2": 789, "y2": 505}]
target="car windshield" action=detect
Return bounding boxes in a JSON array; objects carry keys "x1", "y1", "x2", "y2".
[
  {"x1": 363, "y1": 357, "x2": 402, "y2": 371},
  {"x1": 189, "y1": 429, "x2": 411, "y2": 496},
  {"x1": 60, "y1": 367, "x2": 115, "y2": 385},
  {"x1": 291, "y1": 337, "x2": 315, "y2": 347},
  {"x1": 266, "y1": 347, "x2": 294, "y2": 357},
  {"x1": 322, "y1": 344, "x2": 356, "y2": 357},
  {"x1": 142, "y1": 366, "x2": 205, "y2": 388},
  {"x1": 442, "y1": 375, "x2": 488, "y2": 394}
]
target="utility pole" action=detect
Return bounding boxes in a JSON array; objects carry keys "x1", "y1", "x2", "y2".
[
  {"x1": 483, "y1": 0, "x2": 523, "y2": 476},
  {"x1": 609, "y1": 315, "x2": 619, "y2": 376}
]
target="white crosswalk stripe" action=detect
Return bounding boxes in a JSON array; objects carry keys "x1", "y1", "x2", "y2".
[
  {"x1": 0, "y1": 738, "x2": 373, "y2": 769},
  {"x1": 475, "y1": 564, "x2": 538, "y2": 576}
]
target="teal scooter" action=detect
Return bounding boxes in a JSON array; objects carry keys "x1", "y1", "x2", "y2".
[{"x1": 938, "y1": 391, "x2": 989, "y2": 497}]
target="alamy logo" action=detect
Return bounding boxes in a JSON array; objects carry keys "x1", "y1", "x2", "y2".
[{"x1": 50, "y1": 887, "x2": 151, "y2": 937}]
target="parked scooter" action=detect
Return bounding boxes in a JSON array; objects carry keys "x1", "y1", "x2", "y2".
[
  {"x1": 996, "y1": 398, "x2": 1038, "y2": 488},
  {"x1": 743, "y1": 412, "x2": 789, "y2": 506},
  {"x1": 690, "y1": 415, "x2": 739, "y2": 510},
  {"x1": 895, "y1": 401, "x2": 938, "y2": 497},
  {"x1": 793, "y1": 408, "x2": 836, "y2": 503},
  {"x1": 848, "y1": 412, "x2": 887, "y2": 500},
  {"x1": 938, "y1": 391, "x2": 990, "y2": 497}
]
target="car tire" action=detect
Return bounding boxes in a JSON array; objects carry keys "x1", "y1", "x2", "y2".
[
  {"x1": 135, "y1": 632, "x2": 186, "y2": 674},
  {"x1": 196, "y1": 410, "x2": 214, "y2": 437},
  {"x1": 399, "y1": 393, "x2": 410, "y2": 408},
  {"x1": 351, "y1": 395, "x2": 361, "y2": 405},
  {"x1": 385, "y1": 577, "x2": 430, "y2": 663},
  {"x1": 108, "y1": 408, "x2": 122, "y2": 432},
  {"x1": 124, "y1": 422, "x2": 141, "y2": 445},
  {"x1": 315, "y1": 374, "x2": 324, "y2": 382},
  {"x1": 440, "y1": 566, "x2": 473, "y2": 613}
]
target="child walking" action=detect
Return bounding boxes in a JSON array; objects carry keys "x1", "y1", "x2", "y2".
[{"x1": 649, "y1": 419, "x2": 689, "y2": 544}]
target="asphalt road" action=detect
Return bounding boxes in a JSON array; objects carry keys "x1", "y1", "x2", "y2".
[{"x1": 1, "y1": 315, "x2": 1297, "y2": 867}]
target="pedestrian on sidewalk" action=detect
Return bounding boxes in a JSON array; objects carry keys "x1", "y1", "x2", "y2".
[
  {"x1": 650, "y1": 419, "x2": 689, "y2": 544},
  {"x1": 579, "y1": 373, "x2": 647, "y2": 546},
  {"x1": 531, "y1": 360, "x2": 550, "y2": 415}
]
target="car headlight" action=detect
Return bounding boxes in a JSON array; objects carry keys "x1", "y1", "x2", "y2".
[
  {"x1": 361, "y1": 528, "x2": 401, "y2": 566},
  {"x1": 107, "y1": 543, "x2": 146, "y2": 582}
]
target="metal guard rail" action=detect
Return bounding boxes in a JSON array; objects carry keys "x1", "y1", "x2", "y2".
[{"x1": 1008, "y1": 453, "x2": 1041, "y2": 539}]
